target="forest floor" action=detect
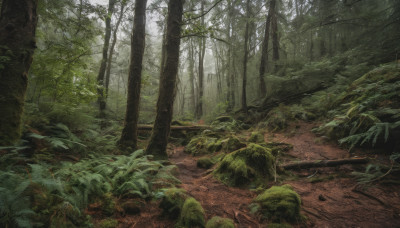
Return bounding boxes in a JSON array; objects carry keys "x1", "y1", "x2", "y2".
[{"x1": 117, "y1": 122, "x2": 400, "y2": 227}]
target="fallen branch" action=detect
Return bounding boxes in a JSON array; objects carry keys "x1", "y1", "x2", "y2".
[
  {"x1": 137, "y1": 125, "x2": 210, "y2": 131},
  {"x1": 281, "y1": 158, "x2": 369, "y2": 170}
]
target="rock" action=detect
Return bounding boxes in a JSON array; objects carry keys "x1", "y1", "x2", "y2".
[{"x1": 206, "y1": 216, "x2": 234, "y2": 228}]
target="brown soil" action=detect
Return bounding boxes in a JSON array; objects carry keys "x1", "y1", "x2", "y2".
[{"x1": 116, "y1": 121, "x2": 400, "y2": 227}]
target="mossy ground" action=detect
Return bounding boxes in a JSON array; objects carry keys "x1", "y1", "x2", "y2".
[
  {"x1": 214, "y1": 143, "x2": 275, "y2": 187},
  {"x1": 206, "y1": 216, "x2": 234, "y2": 228},
  {"x1": 248, "y1": 131, "x2": 265, "y2": 143},
  {"x1": 251, "y1": 184, "x2": 301, "y2": 223}
]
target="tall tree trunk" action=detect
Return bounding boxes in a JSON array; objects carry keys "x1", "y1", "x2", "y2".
[
  {"x1": 271, "y1": 1, "x2": 279, "y2": 72},
  {"x1": 258, "y1": 0, "x2": 275, "y2": 98},
  {"x1": 241, "y1": 0, "x2": 250, "y2": 113},
  {"x1": 188, "y1": 38, "x2": 196, "y2": 115},
  {"x1": 118, "y1": 0, "x2": 147, "y2": 149},
  {"x1": 96, "y1": 0, "x2": 116, "y2": 114},
  {"x1": 195, "y1": 0, "x2": 205, "y2": 119},
  {"x1": 146, "y1": 0, "x2": 184, "y2": 159},
  {"x1": 105, "y1": 1, "x2": 125, "y2": 98},
  {"x1": 0, "y1": 0, "x2": 39, "y2": 146}
]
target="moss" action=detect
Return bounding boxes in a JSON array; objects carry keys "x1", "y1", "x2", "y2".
[
  {"x1": 177, "y1": 197, "x2": 206, "y2": 228},
  {"x1": 99, "y1": 218, "x2": 118, "y2": 228},
  {"x1": 223, "y1": 136, "x2": 246, "y2": 152},
  {"x1": 206, "y1": 216, "x2": 234, "y2": 228},
  {"x1": 248, "y1": 131, "x2": 265, "y2": 143},
  {"x1": 160, "y1": 188, "x2": 188, "y2": 219},
  {"x1": 214, "y1": 143, "x2": 275, "y2": 186},
  {"x1": 259, "y1": 142, "x2": 293, "y2": 156},
  {"x1": 197, "y1": 157, "x2": 214, "y2": 169},
  {"x1": 252, "y1": 184, "x2": 301, "y2": 223},
  {"x1": 207, "y1": 140, "x2": 223, "y2": 153},
  {"x1": 185, "y1": 136, "x2": 219, "y2": 156}
]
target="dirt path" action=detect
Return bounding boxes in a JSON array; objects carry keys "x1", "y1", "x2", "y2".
[
  {"x1": 169, "y1": 146, "x2": 262, "y2": 227},
  {"x1": 118, "y1": 122, "x2": 400, "y2": 227}
]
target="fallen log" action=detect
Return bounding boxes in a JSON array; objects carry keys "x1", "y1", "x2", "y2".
[
  {"x1": 281, "y1": 158, "x2": 369, "y2": 170},
  {"x1": 138, "y1": 125, "x2": 210, "y2": 131}
]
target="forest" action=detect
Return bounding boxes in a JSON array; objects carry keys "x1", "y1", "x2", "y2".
[{"x1": 0, "y1": 0, "x2": 399, "y2": 227}]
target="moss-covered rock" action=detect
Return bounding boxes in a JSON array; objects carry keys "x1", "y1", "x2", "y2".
[
  {"x1": 206, "y1": 216, "x2": 235, "y2": 228},
  {"x1": 177, "y1": 197, "x2": 206, "y2": 228},
  {"x1": 99, "y1": 218, "x2": 118, "y2": 228},
  {"x1": 197, "y1": 157, "x2": 214, "y2": 169},
  {"x1": 252, "y1": 184, "x2": 301, "y2": 223},
  {"x1": 159, "y1": 188, "x2": 188, "y2": 219},
  {"x1": 223, "y1": 136, "x2": 246, "y2": 152},
  {"x1": 185, "y1": 136, "x2": 219, "y2": 156},
  {"x1": 214, "y1": 143, "x2": 275, "y2": 186},
  {"x1": 248, "y1": 131, "x2": 265, "y2": 143}
]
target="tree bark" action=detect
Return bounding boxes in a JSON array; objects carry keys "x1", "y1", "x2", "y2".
[
  {"x1": 0, "y1": 0, "x2": 39, "y2": 146},
  {"x1": 258, "y1": 0, "x2": 275, "y2": 98},
  {"x1": 188, "y1": 38, "x2": 196, "y2": 115},
  {"x1": 241, "y1": 0, "x2": 250, "y2": 113},
  {"x1": 195, "y1": 0, "x2": 205, "y2": 119},
  {"x1": 105, "y1": 1, "x2": 125, "y2": 98},
  {"x1": 146, "y1": 0, "x2": 185, "y2": 159},
  {"x1": 271, "y1": 1, "x2": 279, "y2": 72},
  {"x1": 96, "y1": 0, "x2": 116, "y2": 114},
  {"x1": 118, "y1": 0, "x2": 148, "y2": 149}
]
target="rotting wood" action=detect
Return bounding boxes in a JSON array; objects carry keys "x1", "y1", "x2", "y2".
[
  {"x1": 282, "y1": 158, "x2": 369, "y2": 170},
  {"x1": 138, "y1": 125, "x2": 210, "y2": 131}
]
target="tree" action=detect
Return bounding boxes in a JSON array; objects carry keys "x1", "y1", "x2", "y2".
[
  {"x1": 96, "y1": 0, "x2": 116, "y2": 114},
  {"x1": 105, "y1": 0, "x2": 126, "y2": 99},
  {"x1": 241, "y1": 0, "x2": 250, "y2": 113},
  {"x1": 258, "y1": 0, "x2": 275, "y2": 98},
  {"x1": 195, "y1": 0, "x2": 206, "y2": 120},
  {"x1": 0, "y1": 0, "x2": 39, "y2": 146},
  {"x1": 118, "y1": 0, "x2": 148, "y2": 149},
  {"x1": 146, "y1": 0, "x2": 185, "y2": 159}
]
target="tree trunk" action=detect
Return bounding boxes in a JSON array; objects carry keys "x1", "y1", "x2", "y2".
[
  {"x1": 96, "y1": 0, "x2": 116, "y2": 114},
  {"x1": 118, "y1": 0, "x2": 147, "y2": 149},
  {"x1": 188, "y1": 38, "x2": 196, "y2": 115},
  {"x1": 258, "y1": 0, "x2": 274, "y2": 98},
  {"x1": 271, "y1": 1, "x2": 279, "y2": 72},
  {"x1": 0, "y1": 0, "x2": 39, "y2": 146},
  {"x1": 105, "y1": 1, "x2": 125, "y2": 99},
  {"x1": 195, "y1": 0, "x2": 205, "y2": 120},
  {"x1": 241, "y1": 0, "x2": 250, "y2": 113},
  {"x1": 146, "y1": 0, "x2": 184, "y2": 159}
]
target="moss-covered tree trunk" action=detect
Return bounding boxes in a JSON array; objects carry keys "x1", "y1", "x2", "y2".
[
  {"x1": 146, "y1": 0, "x2": 184, "y2": 159},
  {"x1": 0, "y1": 0, "x2": 39, "y2": 146},
  {"x1": 118, "y1": 0, "x2": 147, "y2": 149},
  {"x1": 96, "y1": 0, "x2": 116, "y2": 114}
]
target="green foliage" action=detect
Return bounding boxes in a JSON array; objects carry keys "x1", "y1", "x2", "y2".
[
  {"x1": 251, "y1": 185, "x2": 301, "y2": 223},
  {"x1": 185, "y1": 136, "x2": 220, "y2": 156},
  {"x1": 98, "y1": 218, "x2": 118, "y2": 228},
  {"x1": 351, "y1": 164, "x2": 386, "y2": 185},
  {"x1": 205, "y1": 216, "x2": 234, "y2": 228},
  {"x1": 177, "y1": 197, "x2": 205, "y2": 228},
  {"x1": 314, "y1": 64, "x2": 400, "y2": 150},
  {"x1": 263, "y1": 105, "x2": 315, "y2": 131},
  {"x1": 214, "y1": 143, "x2": 275, "y2": 186},
  {"x1": 0, "y1": 150, "x2": 180, "y2": 227}
]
